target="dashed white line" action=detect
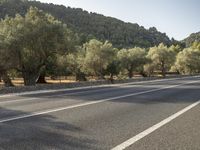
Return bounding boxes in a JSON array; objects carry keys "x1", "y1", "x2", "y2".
[
  {"x1": 0, "y1": 84, "x2": 155, "y2": 104},
  {"x1": 0, "y1": 80, "x2": 199, "y2": 123},
  {"x1": 0, "y1": 76, "x2": 199, "y2": 104}
]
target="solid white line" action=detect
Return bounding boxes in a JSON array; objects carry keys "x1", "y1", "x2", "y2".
[
  {"x1": 0, "y1": 88, "x2": 103, "y2": 104},
  {"x1": 0, "y1": 84, "x2": 158, "y2": 104},
  {"x1": 0, "y1": 75, "x2": 199, "y2": 98},
  {"x1": 0, "y1": 76, "x2": 195, "y2": 104},
  {"x1": 111, "y1": 100, "x2": 200, "y2": 150},
  {"x1": 0, "y1": 75, "x2": 199, "y2": 104},
  {"x1": 0, "y1": 80, "x2": 198, "y2": 123},
  {"x1": 0, "y1": 97, "x2": 40, "y2": 104}
]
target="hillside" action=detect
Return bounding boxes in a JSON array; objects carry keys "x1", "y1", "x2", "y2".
[
  {"x1": 183, "y1": 32, "x2": 200, "y2": 47},
  {"x1": 0, "y1": 0, "x2": 173, "y2": 48}
]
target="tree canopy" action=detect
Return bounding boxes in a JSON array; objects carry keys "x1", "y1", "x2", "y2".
[
  {"x1": 0, "y1": 7, "x2": 75, "y2": 85},
  {"x1": 146, "y1": 43, "x2": 176, "y2": 77},
  {"x1": 0, "y1": 0, "x2": 200, "y2": 87},
  {"x1": 118, "y1": 47, "x2": 147, "y2": 78},
  {"x1": 175, "y1": 47, "x2": 200, "y2": 74},
  {"x1": 183, "y1": 32, "x2": 200, "y2": 47},
  {"x1": 0, "y1": 0, "x2": 175, "y2": 48},
  {"x1": 81, "y1": 39, "x2": 116, "y2": 79}
]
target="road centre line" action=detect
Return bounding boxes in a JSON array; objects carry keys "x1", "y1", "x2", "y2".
[
  {"x1": 111, "y1": 99, "x2": 200, "y2": 150},
  {"x1": 0, "y1": 80, "x2": 199, "y2": 123},
  {"x1": 0, "y1": 83, "x2": 160, "y2": 104},
  {"x1": 0, "y1": 76, "x2": 198, "y2": 104}
]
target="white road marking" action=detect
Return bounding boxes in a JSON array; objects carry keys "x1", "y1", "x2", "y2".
[
  {"x1": 0, "y1": 97, "x2": 39, "y2": 104},
  {"x1": 0, "y1": 75, "x2": 198, "y2": 98},
  {"x1": 0, "y1": 80, "x2": 198, "y2": 123},
  {"x1": 0, "y1": 88, "x2": 107, "y2": 104},
  {"x1": 111, "y1": 100, "x2": 200, "y2": 150},
  {"x1": 0, "y1": 84, "x2": 158, "y2": 104},
  {"x1": 0, "y1": 76, "x2": 199, "y2": 104}
]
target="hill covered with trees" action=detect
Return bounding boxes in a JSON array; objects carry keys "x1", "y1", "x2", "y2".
[
  {"x1": 0, "y1": 6, "x2": 200, "y2": 87},
  {"x1": 0, "y1": 0, "x2": 174, "y2": 48},
  {"x1": 183, "y1": 32, "x2": 200, "y2": 47}
]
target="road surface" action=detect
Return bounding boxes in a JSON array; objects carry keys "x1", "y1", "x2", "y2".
[{"x1": 0, "y1": 76, "x2": 200, "y2": 150}]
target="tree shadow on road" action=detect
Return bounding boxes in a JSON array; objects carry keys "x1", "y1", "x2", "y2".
[
  {"x1": 0, "y1": 81, "x2": 200, "y2": 149},
  {"x1": 0, "y1": 107, "x2": 98, "y2": 150},
  {"x1": 20, "y1": 81, "x2": 200, "y2": 105}
]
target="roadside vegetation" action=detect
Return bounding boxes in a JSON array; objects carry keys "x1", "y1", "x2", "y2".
[{"x1": 0, "y1": 7, "x2": 200, "y2": 87}]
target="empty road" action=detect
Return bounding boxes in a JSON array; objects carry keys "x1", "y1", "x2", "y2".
[{"x1": 0, "y1": 76, "x2": 200, "y2": 150}]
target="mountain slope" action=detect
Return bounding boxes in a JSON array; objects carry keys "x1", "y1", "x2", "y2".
[
  {"x1": 0, "y1": 0, "x2": 173, "y2": 48},
  {"x1": 183, "y1": 32, "x2": 200, "y2": 47}
]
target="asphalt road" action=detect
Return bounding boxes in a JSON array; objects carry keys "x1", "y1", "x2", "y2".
[{"x1": 0, "y1": 76, "x2": 200, "y2": 150}]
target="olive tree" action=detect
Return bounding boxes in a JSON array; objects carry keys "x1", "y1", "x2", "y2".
[
  {"x1": 82, "y1": 39, "x2": 116, "y2": 79},
  {"x1": 117, "y1": 47, "x2": 147, "y2": 78},
  {"x1": 105, "y1": 49, "x2": 120, "y2": 82},
  {"x1": 0, "y1": 37, "x2": 14, "y2": 86},
  {"x1": 175, "y1": 47, "x2": 200, "y2": 74},
  {"x1": 65, "y1": 50, "x2": 87, "y2": 81},
  {"x1": 0, "y1": 7, "x2": 72, "y2": 86},
  {"x1": 192, "y1": 41, "x2": 200, "y2": 50},
  {"x1": 146, "y1": 43, "x2": 175, "y2": 77}
]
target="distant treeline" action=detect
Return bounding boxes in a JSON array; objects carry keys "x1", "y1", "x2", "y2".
[
  {"x1": 0, "y1": 7, "x2": 200, "y2": 87},
  {"x1": 0, "y1": 0, "x2": 199, "y2": 86},
  {"x1": 0, "y1": 0, "x2": 183, "y2": 48},
  {"x1": 183, "y1": 32, "x2": 200, "y2": 47}
]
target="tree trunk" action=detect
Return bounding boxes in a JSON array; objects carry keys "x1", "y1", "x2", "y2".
[
  {"x1": 36, "y1": 75, "x2": 47, "y2": 84},
  {"x1": 22, "y1": 72, "x2": 38, "y2": 86},
  {"x1": 75, "y1": 71, "x2": 87, "y2": 81},
  {"x1": 109, "y1": 73, "x2": 114, "y2": 84},
  {"x1": 36, "y1": 67, "x2": 47, "y2": 84},
  {"x1": 128, "y1": 69, "x2": 133, "y2": 78},
  {"x1": 161, "y1": 71, "x2": 166, "y2": 78},
  {"x1": 2, "y1": 72, "x2": 14, "y2": 87},
  {"x1": 161, "y1": 63, "x2": 166, "y2": 78},
  {"x1": 99, "y1": 73, "x2": 105, "y2": 80},
  {"x1": 36, "y1": 71, "x2": 47, "y2": 84},
  {"x1": 140, "y1": 71, "x2": 148, "y2": 77}
]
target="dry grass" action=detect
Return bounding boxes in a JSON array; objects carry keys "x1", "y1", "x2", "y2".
[
  {"x1": 0, "y1": 77, "x2": 77, "y2": 87},
  {"x1": 46, "y1": 79, "x2": 76, "y2": 84}
]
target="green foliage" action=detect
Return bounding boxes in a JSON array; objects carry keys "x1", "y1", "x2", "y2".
[
  {"x1": 169, "y1": 44, "x2": 182, "y2": 54},
  {"x1": 105, "y1": 49, "x2": 120, "y2": 79},
  {"x1": 183, "y1": 32, "x2": 200, "y2": 47},
  {"x1": 1, "y1": 0, "x2": 200, "y2": 86},
  {"x1": 146, "y1": 43, "x2": 176, "y2": 77},
  {"x1": 64, "y1": 51, "x2": 87, "y2": 81},
  {"x1": 118, "y1": 47, "x2": 147, "y2": 78},
  {"x1": 82, "y1": 39, "x2": 116, "y2": 78},
  {"x1": 0, "y1": 7, "x2": 74, "y2": 85},
  {"x1": 191, "y1": 41, "x2": 200, "y2": 50},
  {"x1": 175, "y1": 47, "x2": 200, "y2": 74},
  {"x1": 0, "y1": 0, "x2": 173, "y2": 48},
  {"x1": 0, "y1": 35, "x2": 9, "y2": 72},
  {"x1": 0, "y1": 20, "x2": 17, "y2": 86}
]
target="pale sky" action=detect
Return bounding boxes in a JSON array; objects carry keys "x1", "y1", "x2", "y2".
[{"x1": 38, "y1": 0, "x2": 200, "y2": 40}]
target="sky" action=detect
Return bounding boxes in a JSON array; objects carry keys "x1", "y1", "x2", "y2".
[{"x1": 38, "y1": 0, "x2": 200, "y2": 40}]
